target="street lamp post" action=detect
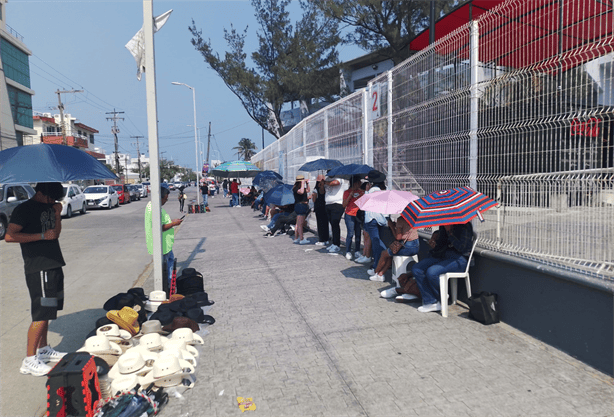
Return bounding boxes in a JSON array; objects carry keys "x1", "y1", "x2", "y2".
[{"x1": 171, "y1": 82, "x2": 201, "y2": 209}]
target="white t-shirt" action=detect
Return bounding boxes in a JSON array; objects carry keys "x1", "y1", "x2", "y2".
[{"x1": 324, "y1": 178, "x2": 348, "y2": 205}]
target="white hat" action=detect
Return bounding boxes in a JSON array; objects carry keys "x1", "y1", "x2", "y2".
[
  {"x1": 110, "y1": 374, "x2": 140, "y2": 395},
  {"x1": 138, "y1": 333, "x2": 169, "y2": 352},
  {"x1": 170, "y1": 328, "x2": 204, "y2": 346},
  {"x1": 163, "y1": 339, "x2": 199, "y2": 359},
  {"x1": 108, "y1": 350, "x2": 157, "y2": 380},
  {"x1": 77, "y1": 336, "x2": 122, "y2": 356},
  {"x1": 96, "y1": 324, "x2": 132, "y2": 341},
  {"x1": 145, "y1": 290, "x2": 167, "y2": 312},
  {"x1": 138, "y1": 355, "x2": 195, "y2": 389},
  {"x1": 159, "y1": 345, "x2": 197, "y2": 367}
]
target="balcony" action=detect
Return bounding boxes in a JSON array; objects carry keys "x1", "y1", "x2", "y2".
[{"x1": 41, "y1": 133, "x2": 89, "y2": 148}]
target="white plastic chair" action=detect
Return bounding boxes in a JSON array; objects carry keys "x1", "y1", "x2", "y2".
[
  {"x1": 392, "y1": 254, "x2": 419, "y2": 286},
  {"x1": 439, "y1": 234, "x2": 478, "y2": 318}
]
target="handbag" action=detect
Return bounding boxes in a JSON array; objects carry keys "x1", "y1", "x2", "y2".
[
  {"x1": 467, "y1": 292, "x2": 500, "y2": 325},
  {"x1": 388, "y1": 239, "x2": 405, "y2": 255}
]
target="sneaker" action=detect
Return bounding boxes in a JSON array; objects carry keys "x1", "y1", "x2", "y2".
[
  {"x1": 354, "y1": 251, "x2": 362, "y2": 259},
  {"x1": 366, "y1": 269, "x2": 376, "y2": 276},
  {"x1": 345, "y1": 252, "x2": 352, "y2": 260},
  {"x1": 417, "y1": 302, "x2": 442, "y2": 313},
  {"x1": 293, "y1": 238, "x2": 300, "y2": 243},
  {"x1": 380, "y1": 288, "x2": 398, "y2": 298},
  {"x1": 315, "y1": 241, "x2": 327, "y2": 246},
  {"x1": 355, "y1": 256, "x2": 372, "y2": 264},
  {"x1": 328, "y1": 245, "x2": 340, "y2": 253},
  {"x1": 299, "y1": 239, "x2": 310, "y2": 245},
  {"x1": 260, "y1": 225, "x2": 269, "y2": 232},
  {"x1": 369, "y1": 274, "x2": 384, "y2": 282},
  {"x1": 20, "y1": 356, "x2": 52, "y2": 377},
  {"x1": 395, "y1": 294, "x2": 419, "y2": 302},
  {"x1": 37, "y1": 345, "x2": 66, "y2": 362},
  {"x1": 263, "y1": 232, "x2": 273, "y2": 238}
]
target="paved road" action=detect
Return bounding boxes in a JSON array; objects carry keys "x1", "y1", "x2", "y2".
[{"x1": 0, "y1": 187, "x2": 192, "y2": 417}]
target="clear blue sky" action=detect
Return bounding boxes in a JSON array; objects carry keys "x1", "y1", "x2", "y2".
[{"x1": 8, "y1": 0, "x2": 363, "y2": 170}]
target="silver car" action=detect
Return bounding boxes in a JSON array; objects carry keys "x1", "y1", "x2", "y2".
[
  {"x1": 0, "y1": 183, "x2": 36, "y2": 240},
  {"x1": 135, "y1": 184, "x2": 148, "y2": 198}
]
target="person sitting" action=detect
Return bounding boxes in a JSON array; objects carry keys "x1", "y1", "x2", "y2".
[
  {"x1": 260, "y1": 204, "x2": 292, "y2": 232},
  {"x1": 264, "y1": 205, "x2": 297, "y2": 237},
  {"x1": 412, "y1": 222, "x2": 474, "y2": 313},
  {"x1": 369, "y1": 215, "x2": 420, "y2": 282}
]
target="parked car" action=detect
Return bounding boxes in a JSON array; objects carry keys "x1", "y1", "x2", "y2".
[
  {"x1": 142, "y1": 182, "x2": 151, "y2": 193},
  {"x1": 110, "y1": 184, "x2": 129, "y2": 204},
  {"x1": 83, "y1": 185, "x2": 119, "y2": 209},
  {"x1": 135, "y1": 184, "x2": 148, "y2": 198},
  {"x1": 0, "y1": 183, "x2": 36, "y2": 239},
  {"x1": 60, "y1": 184, "x2": 86, "y2": 217},
  {"x1": 127, "y1": 184, "x2": 140, "y2": 201}
]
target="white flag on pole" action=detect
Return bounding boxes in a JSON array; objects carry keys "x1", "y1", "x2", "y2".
[{"x1": 125, "y1": 9, "x2": 173, "y2": 81}]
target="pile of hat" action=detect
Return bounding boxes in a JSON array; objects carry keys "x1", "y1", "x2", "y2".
[{"x1": 74, "y1": 287, "x2": 215, "y2": 400}]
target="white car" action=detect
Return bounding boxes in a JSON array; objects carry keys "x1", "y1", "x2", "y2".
[
  {"x1": 83, "y1": 185, "x2": 119, "y2": 209},
  {"x1": 60, "y1": 184, "x2": 87, "y2": 217},
  {"x1": 135, "y1": 184, "x2": 148, "y2": 198}
]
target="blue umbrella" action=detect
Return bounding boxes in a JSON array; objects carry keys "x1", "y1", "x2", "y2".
[
  {"x1": 211, "y1": 160, "x2": 261, "y2": 178},
  {"x1": 263, "y1": 183, "x2": 294, "y2": 206},
  {"x1": 326, "y1": 163, "x2": 373, "y2": 179},
  {"x1": 298, "y1": 158, "x2": 343, "y2": 172},
  {"x1": 253, "y1": 170, "x2": 282, "y2": 187},
  {"x1": 0, "y1": 143, "x2": 117, "y2": 183}
]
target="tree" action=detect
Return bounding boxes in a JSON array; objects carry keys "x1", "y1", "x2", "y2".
[
  {"x1": 232, "y1": 138, "x2": 258, "y2": 160},
  {"x1": 133, "y1": 160, "x2": 183, "y2": 182},
  {"x1": 311, "y1": 0, "x2": 460, "y2": 65},
  {"x1": 189, "y1": 0, "x2": 341, "y2": 139}
]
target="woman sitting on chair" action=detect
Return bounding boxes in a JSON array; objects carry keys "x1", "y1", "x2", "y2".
[{"x1": 369, "y1": 215, "x2": 419, "y2": 282}]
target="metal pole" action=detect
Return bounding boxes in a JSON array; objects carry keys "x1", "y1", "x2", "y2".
[
  {"x1": 469, "y1": 21, "x2": 479, "y2": 190},
  {"x1": 387, "y1": 70, "x2": 393, "y2": 190},
  {"x1": 143, "y1": 0, "x2": 163, "y2": 291},
  {"x1": 191, "y1": 87, "x2": 201, "y2": 208}
]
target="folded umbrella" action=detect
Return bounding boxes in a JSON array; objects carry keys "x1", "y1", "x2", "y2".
[
  {"x1": 326, "y1": 163, "x2": 373, "y2": 179},
  {"x1": 355, "y1": 190, "x2": 420, "y2": 215},
  {"x1": 401, "y1": 186, "x2": 498, "y2": 228},
  {"x1": 263, "y1": 183, "x2": 294, "y2": 206},
  {"x1": 0, "y1": 143, "x2": 117, "y2": 183},
  {"x1": 298, "y1": 158, "x2": 343, "y2": 172}
]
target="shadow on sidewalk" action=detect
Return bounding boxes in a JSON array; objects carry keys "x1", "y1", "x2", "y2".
[
  {"x1": 176, "y1": 237, "x2": 207, "y2": 271},
  {"x1": 48, "y1": 307, "x2": 108, "y2": 352}
]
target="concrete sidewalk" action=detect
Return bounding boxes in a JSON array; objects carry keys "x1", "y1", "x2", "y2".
[{"x1": 148, "y1": 198, "x2": 613, "y2": 416}]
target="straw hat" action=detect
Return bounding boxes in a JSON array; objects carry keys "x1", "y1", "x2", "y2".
[
  {"x1": 170, "y1": 328, "x2": 204, "y2": 346},
  {"x1": 110, "y1": 374, "x2": 140, "y2": 395},
  {"x1": 77, "y1": 336, "x2": 122, "y2": 366},
  {"x1": 296, "y1": 174, "x2": 305, "y2": 180},
  {"x1": 138, "y1": 333, "x2": 169, "y2": 352},
  {"x1": 145, "y1": 291, "x2": 167, "y2": 312},
  {"x1": 108, "y1": 350, "x2": 157, "y2": 380},
  {"x1": 107, "y1": 307, "x2": 140, "y2": 336},
  {"x1": 138, "y1": 355, "x2": 195, "y2": 389},
  {"x1": 163, "y1": 339, "x2": 199, "y2": 359},
  {"x1": 96, "y1": 324, "x2": 132, "y2": 342}
]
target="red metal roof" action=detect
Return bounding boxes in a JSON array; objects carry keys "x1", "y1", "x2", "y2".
[{"x1": 74, "y1": 122, "x2": 99, "y2": 133}]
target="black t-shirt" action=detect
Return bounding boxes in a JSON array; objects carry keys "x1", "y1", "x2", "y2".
[
  {"x1": 201, "y1": 184, "x2": 209, "y2": 195},
  {"x1": 9, "y1": 199, "x2": 66, "y2": 274}
]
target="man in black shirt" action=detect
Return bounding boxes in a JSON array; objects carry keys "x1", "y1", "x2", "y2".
[
  {"x1": 200, "y1": 182, "x2": 210, "y2": 211},
  {"x1": 6, "y1": 182, "x2": 67, "y2": 376}
]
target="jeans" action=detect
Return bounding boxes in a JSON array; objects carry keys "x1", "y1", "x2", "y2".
[
  {"x1": 231, "y1": 193, "x2": 239, "y2": 206},
  {"x1": 179, "y1": 199, "x2": 184, "y2": 212},
  {"x1": 162, "y1": 250, "x2": 175, "y2": 288},
  {"x1": 267, "y1": 213, "x2": 282, "y2": 229},
  {"x1": 223, "y1": 189, "x2": 228, "y2": 197},
  {"x1": 203, "y1": 194, "x2": 209, "y2": 207},
  {"x1": 412, "y1": 250, "x2": 468, "y2": 305},
  {"x1": 325, "y1": 203, "x2": 344, "y2": 246},
  {"x1": 344, "y1": 214, "x2": 362, "y2": 254},
  {"x1": 364, "y1": 220, "x2": 386, "y2": 269},
  {"x1": 386, "y1": 238, "x2": 419, "y2": 257}
]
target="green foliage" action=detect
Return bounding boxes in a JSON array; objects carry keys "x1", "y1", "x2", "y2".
[
  {"x1": 311, "y1": 0, "x2": 460, "y2": 65},
  {"x1": 189, "y1": 0, "x2": 340, "y2": 138},
  {"x1": 232, "y1": 138, "x2": 258, "y2": 161}
]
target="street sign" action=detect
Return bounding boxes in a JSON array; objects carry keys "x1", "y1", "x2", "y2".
[{"x1": 369, "y1": 83, "x2": 380, "y2": 120}]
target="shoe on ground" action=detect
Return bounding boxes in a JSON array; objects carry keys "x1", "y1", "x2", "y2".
[
  {"x1": 417, "y1": 302, "x2": 442, "y2": 313},
  {"x1": 380, "y1": 288, "x2": 398, "y2": 298},
  {"x1": 366, "y1": 269, "x2": 376, "y2": 276},
  {"x1": 37, "y1": 345, "x2": 66, "y2": 362},
  {"x1": 369, "y1": 274, "x2": 384, "y2": 282},
  {"x1": 260, "y1": 225, "x2": 269, "y2": 232},
  {"x1": 20, "y1": 356, "x2": 52, "y2": 377},
  {"x1": 315, "y1": 241, "x2": 327, "y2": 246},
  {"x1": 263, "y1": 232, "x2": 274, "y2": 238},
  {"x1": 345, "y1": 252, "x2": 352, "y2": 260},
  {"x1": 293, "y1": 238, "x2": 300, "y2": 243},
  {"x1": 356, "y1": 256, "x2": 372, "y2": 264},
  {"x1": 299, "y1": 238, "x2": 310, "y2": 245},
  {"x1": 354, "y1": 251, "x2": 362, "y2": 259},
  {"x1": 395, "y1": 294, "x2": 419, "y2": 302},
  {"x1": 328, "y1": 245, "x2": 340, "y2": 253}
]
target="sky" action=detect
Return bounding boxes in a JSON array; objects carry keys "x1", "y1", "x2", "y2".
[{"x1": 8, "y1": 0, "x2": 364, "y2": 171}]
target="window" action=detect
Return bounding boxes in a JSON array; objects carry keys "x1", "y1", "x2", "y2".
[
  {"x1": 90, "y1": 134, "x2": 94, "y2": 144},
  {"x1": 0, "y1": 38, "x2": 31, "y2": 88},
  {"x1": 14, "y1": 186, "x2": 28, "y2": 200},
  {"x1": 6, "y1": 84, "x2": 33, "y2": 128}
]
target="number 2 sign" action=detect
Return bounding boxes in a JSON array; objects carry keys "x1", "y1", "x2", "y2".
[{"x1": 370, "y1": 84, "x2": 380, "y2": 120}]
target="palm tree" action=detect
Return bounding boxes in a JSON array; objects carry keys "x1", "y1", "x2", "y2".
[{"x1": 232, "y1": 138, "x2": 258, "y2": 161}]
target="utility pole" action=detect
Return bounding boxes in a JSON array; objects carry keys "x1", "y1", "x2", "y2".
[
  {"x1": 125, "y1": 155, "x2": 130, "y2": 182},
  {"x1": 106, "y1": 109, "x2": 124, "y2": 175},
  {"x1": 131, "y1": 135, "x2": 144, "y2": 181},
  {"x1": 55, "y1": 89, "x2": 83, "y2": 145},
  {"x1": 206, "y1": 122, "x2": 211, "y2": 170}
]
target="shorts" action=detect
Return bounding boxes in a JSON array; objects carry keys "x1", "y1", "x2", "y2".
[
  {"x1": 295, "y1": 203, "x2": 310, "y2": 215},
  {"x1": 26, "y1": 268, "x2": 64, "y2": 321}
]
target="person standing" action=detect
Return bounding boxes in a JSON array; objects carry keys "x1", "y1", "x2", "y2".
[
  {"x1": 178, "y1": 188, "x2": 185, "y2": 213},
  {"x1": 292, "y1": 175, "x2": 311, "y2": 244},
  {"x1": 222, "y1": 179, "x2": 229, "y2": 198},
  {"x1": 342, "y1": 175, "x2": 364, "y2": 260},
  {"x1": 6, "y1": 182, "x2": 67, "y2": 376},
  {"x1": 200, "y1": 182, "x2": 210, "y2": 211},
  {"x1": 144, "y1": 187, "x2": 183, "y2": 294},
  {"x1": 230, "y1": 178, "x2": 241, "y2": 207},
  {"x1": 324, "y1": 175, "x2": 348, "y2": 253},
  {"x1": 311, "y1": 175, "x2": 329, "y2": 246},
  {"x1": 363, "y1": 170, "x2": 389, "y2": 277}
]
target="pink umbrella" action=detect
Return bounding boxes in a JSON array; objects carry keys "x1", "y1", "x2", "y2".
[
  {"x1": 240, "y1": 187, "x2": 251, "y2": 195},
  {"x1": 355, "y1": 190, "x2": 420, "y2": 214}
]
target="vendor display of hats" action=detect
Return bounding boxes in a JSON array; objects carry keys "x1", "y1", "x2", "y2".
[
  {"x1": 107, "y1": 306, "x2": 140, "y2": 336},
  {"x1": 138, "y1": 355, "x2": 195, "y2": 389},
  {"x1": 77, "y1": 336, "x2": 122, "y2": 366}
]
